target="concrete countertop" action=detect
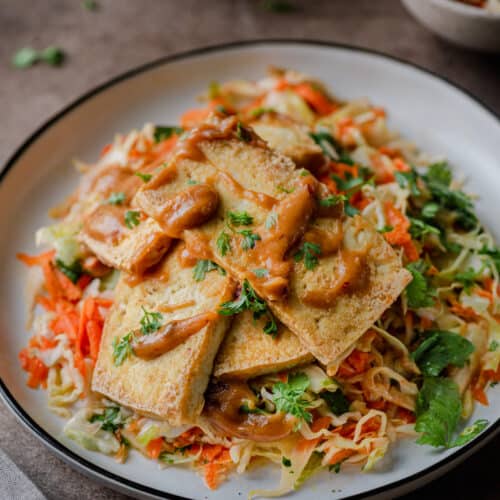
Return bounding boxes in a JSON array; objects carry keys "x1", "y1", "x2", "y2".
[{"x1": 1, "y1": 1, "x2": 499, "y2": 498}]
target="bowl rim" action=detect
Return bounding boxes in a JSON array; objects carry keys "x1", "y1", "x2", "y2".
[
  {"x1": 428, "y1": 0, "x2": 500, "y2": 18},
  {"x1": 1, "y1": 38, "x2": 499, "y2": 500}
]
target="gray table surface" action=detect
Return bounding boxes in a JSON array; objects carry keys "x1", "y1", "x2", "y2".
[{"x1": 0, "y1": 1, "x2": 499, "y2": 499}]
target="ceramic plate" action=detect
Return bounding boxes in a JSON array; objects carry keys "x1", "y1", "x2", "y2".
[{"x1": 0, "y1": 40, "x2": 499, "y2": 500}]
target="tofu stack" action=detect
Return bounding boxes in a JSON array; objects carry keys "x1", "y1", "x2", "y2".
[{"x1": 89, "y1": 113, "x2": 410, "y2": 425}]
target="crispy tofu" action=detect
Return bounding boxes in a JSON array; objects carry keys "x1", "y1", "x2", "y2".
[
  {"x1": 271, "y1": 215, "x2": 411, "y2": 366},
  {"x1": 135, "y1": 116, "x2": 409, "y2": 367},
  {"x1": 213, "y1": 311, "x2": 313, "y2": 380},
  {"x1": 92, "y1": 244, "x2": 235, "y2": 425},
  {"x1": 249, "y1": 114, "x2": 324, "y2": 169},
  {"x1": 79, "y1": 212, "x2": 171, "y2": 275}
]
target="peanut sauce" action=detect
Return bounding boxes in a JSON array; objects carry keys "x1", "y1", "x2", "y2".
[
  {"x1": 89, "y1": 165, "x2": 143, "y2": 203},
  {"x1": 299, "y1": 249, "x2": 367, "y2": 308},
  {"x1": 217, "y1": 171, "x2": 277, "y2": 210},
  {"x1": 158, "y1": 300, "x2": 196, "y2": 313},
  {"x1": 203, "y1": 381, "x2": 294, "y2": 442},
  {"x1": 154, "y1": 184, "x2": 220, "y2": 238},
  {"x1": 303, "y1": 221, "x2": 344, "y2": 257},
  {"x1": 124, "y1": 258, "x2": 171, "y2": 287},
  {"x1": 178, "y1": 234, "x2": 215, "y2": 268},
  {"x1": 132, "y1": 311, "x2": 217, "y2": 359},
  {"x1": 83, "y1": 205, "x2": 128, "y2": 245}
]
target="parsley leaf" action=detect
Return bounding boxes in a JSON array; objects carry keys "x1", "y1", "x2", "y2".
[
  {"x1": 135, "y1": 172, "x2": 152, "y2": 182},
  {"x1": 405, "y1": 260, "x2": 436, "y2": 309},
  {"x1": 40, "y1": 46, "x2": 65, "y2": 66},
  {"x1": 415, "y1": 376, "x2": 461, "y2": 448},
  {"x1": 227, "y1": 210, "x2": 253, "y2": 226},
  {"x1": 55, "y1": 259, "x2": 83, "y2": 284},
  {"x1": 411, "y1": 331, "x2": 475, "y2": 377},
  {"x1": 425, "y1": 162, "x2": 452, "y2": 186},
  {"x1": 124, "y1": 210, "x2": 141, "y2": 229},
  {"x1": 490, "y1": 340, "x2": 499, "y2": 352},
  {"x1": 378, "y1": 225, "x2": 394, "y2": 234},
  {"x1": 309, "y1": 131, "x2": 340, "y2": 160},
  {"x1": 193, "y1": 259, "x2": 225, "y2": 281},
  {"x1": 154, "y1": 125, "x2": 183, "y2": 143},
  {"x1": 263, "y1": 315, "x2": 278, "y2": 336},
  {"x1": 139, "y1": 307, "x2": 163, "y2": 335},
  {"x1": 479, "y1": 245, "x2": 500, "y2": 273},
  {"x1": 321, "y1": 389, "x2": 350, "y2": 416},
  {"x1": 395, "y1": 170, "x2": 421, "y2": 196},
  {"x1": 12, "y1": 48, "x2": 38, "y2": 68},
  {"x1": 236, "y1": 121, "x2": 252, "y2": 142},
  {"x1": 107, "y1": 192, "x2": 125, "y2": 205},
  {"x1": 272, "y1": 372, "x2": 312, "y2": 423},
  {"x1": 282, "y1": 457, "x2": 292, "y2": 467},
  {"x1": 89, "y1": 407, "x2": 125, "y2": 432},
  {"x1": 421, "y1": 202, "x2": 440, "y2": 219},
  {"x1": 294, "y1": 242, "x2": 321, "y2": 270},
  {"x1": 112, "y1": 333, "x2": 133, "y2": 366},
  {"x1": 216, "y1": 230, "x2": 232, "y2": 256},
  {"x1": 239, "y1": 229, "x2": 261, "y2": 250}
]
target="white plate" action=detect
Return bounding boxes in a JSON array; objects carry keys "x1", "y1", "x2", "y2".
[{"x1": 0, "y1": 41, "x2": 499, "y2": 500}]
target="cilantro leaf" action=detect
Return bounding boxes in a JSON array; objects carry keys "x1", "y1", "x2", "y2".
[
  {"x1": 425, "y1": 162, "x2": 452, "y2": 186},
  {"x1": 154, "y1": 125, "x2": 183, "y2": 143},
  {"x1": 216, "y1": 230, "x2": 231, "y2": 256},
  {"x1": 321, "y1": 389, "x2": 350, "y2": 416},
  {"x1": 395, "y1": 170, "x2": 420, "y2": 196},
  {"x1": 454, "y1": 267, "x2": 481, "y2": 293},
  {"x1": 107, "y1": 192, "x2": 125, "y2": 205},
  {"x1": 12, "y1": 48, "x2": 38, "y2": 68},
  {"x1": 124, "y1": 210, "x2": 141, "y2": 229},
  {"x1": 405, "y1": 260, "x2": 436, "y2": 309},
  {"x1": 411, "y1": 331, "x2": 475, "y2": 377},
  {"x1": 135, "y1": 172, "x2": 152, "y2": 182},
  {"x1": 272, "y1": 372, "x2": 312, "y2": 423},
  {"x1": 193, "y1": 259, "x2": 225, "y2": 281},
  {"x1": 236, "y1": 121, "x2": 252, "y2": 142},
  {"x1": 450, "y1": 419, "x2": 489, "y2": 447},
  {"x1": 227, "y1": 210, "x2": 253, "y2": 226},
  {"x1": 490, "y1": 340, "x2": 499, "y2": 352},
  {"x1": 479, "y1": 245, "x2": 500, "y2": 273},
  {"x1": 250, "y1": 107, "x2": 275, "y2": 118},
  {"x1": 239, "y1": 229, "x2": 261, "y2": 250},
  {"x1": 112, "y1": 333, "x2": 133, "y2": 366},
  {"x1": 40, "y1": 46, "x2": 65, "y2": 66},
  {"x1": 421, "y1": 202, "x2": 440, "y2": 219},
  {"x1": 252, "y1": 268, "x2": 269, "y2": 278},
  {"x1": 55, "y1": 259, "x2": 83, "y2": 284},
  {"x1": 309, "y1": 131, "x2": 340, "y2": 160},
  {"x1": 139, "y1": 307, "x2": 163, "y2": 335},
  {"x1": 318, "y1": 194, "x2": 347, "y2": 207},
  {"x1": 294, "y1": 242, "x2": 321, "y2": 270},
  {"x1": 263, "y1": 315, "x2": 278, "y2": 336},
  {"x1": 89, "y1": 407, "x2": 126, "y2": 433},
  {"x1": 378, "y1": 225, "x2": 394, "y2": 234},
  {"x1": 415, "y1": 377, "x2": 461, "y2": 448},
  {"x1": 282, "y1": 457, "x2": 292, "y2": 467},
  {"x1": 409, "y1": 217, "x2": 440, "y2": 240}
]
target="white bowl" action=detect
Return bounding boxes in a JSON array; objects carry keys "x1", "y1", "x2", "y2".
[{"x1": 402, "y1": 0, "x2": 500, "y2": 52}]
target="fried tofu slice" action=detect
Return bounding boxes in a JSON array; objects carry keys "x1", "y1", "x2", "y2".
[
  {"x1": 79, "y1": 210, "x2": 171, "y2": 275},
  {"x1": 92, "y1": 245, "x2": 234, "y2": 425},
  {"x1": 249, "y1": 114, "x2": 324, "y2": 169},
  {"x1": 271, "y1": 215, "x2": 411, "y2": 366},
  {"x1": 134, "y1": 115, "x2": 410, "y2": 366},
  {"x1": 213, "y1": 311, "x2": 313, "y2": 380}
]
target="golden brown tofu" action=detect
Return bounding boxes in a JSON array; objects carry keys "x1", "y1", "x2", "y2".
[
  {"x1": 92, "y1": 244, "x2": 235, "y2": 425},
  {"x1": 135, "y1": 116, "x2": 409, "y2": 367},
  {"x1": 249, "y1": 114, "x2": 324, "y2": 169},
  {"x1": 213, "y1": 311, "x2": 313, "y2": 380}
]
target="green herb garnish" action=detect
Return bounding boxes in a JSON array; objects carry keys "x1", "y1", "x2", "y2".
[
  {"x1": 239, "y1": 229, "x2": 261, "y2": 250},
  {"x1": 272, "y1": 372, "x2": 312, "y2": 423},
  {"x1": 294, "y1": 242, "x2": 321, "y2": 270},
  {"x1": 193, "y1": 259, "x2": 226, "y2": 281},
  {"x1": 107, "y1": 192, "x2": 126, "y2": 205},
  {"x1": 112, "y1": 333, "x2": 133, "y2": 366},
  {"x1": 139, "y1": 307, "x2": 163, "y2": 335},
  {"x1": 135, "y1": 172, "x2": 152, "y2": 182},
  {"x1": 124, "y1": 210, "x2": 141, "y2": 229},
  {"x1": 154, "y1": 125, "x2": 183, "y2": 143},
  {"x1": 228, "y1": 210, "x2": 253, "y2": 226},
  {"x1": 405, "y1": 260, "x2": 436, "y2": 309}
]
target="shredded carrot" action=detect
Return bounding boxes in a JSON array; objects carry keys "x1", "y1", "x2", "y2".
[
  {"x1": 293, "y1": 83, "x2": 336, "y2": 116},
  {"x1": 100, "y1": 143, "x2": 112, "y2": 157},
  {"x1": 19, "y1": 348, "x2": 49, "y2": 389},
  {"x1": 296, "y1": 436, "x2": 320, "y2": 453},
  {"x1": 395, "y1": 407, "x2": 416, "y2": 424},
  {"x1": 383, "y1": 201, "x2": 419, "y2": 261},
  {"x1": 367, "y1": 399, "x2": 387, "y2": 411},
  {"x1": 419, "y1": 315, "x2": 433, "y2": 330},
  {"x1": 204, "y1": 462, "x2": 221, "y2": 490},
  {"x1": 472, "y1": 384, "x2": 489, "y2": 406},
  {"x1": 449, "y1": 299, "x2": 480, "y2": 321},
  {"x1": 338, "y1": 349, "x2": 371, "y2": 378},
  {"x1": 201, "y1": 444, "x2": 225, "y2": 462},
  {"x1": 311, "y1": 416, "x2": 332, "y2": 432},
  {"x1": 180, "y1": 108, "x2": 211, "y2": 129},
  {"x1": 329, "y1": 449, "x2": 354, "y2": 465},
  {"x1": 274, "y1": 77, "x2": 289, "y2": 91},
  {"x1": 146, "y1": 437, "x2": 164, "y2": 460},
  {"x1": 276, "y1": 371, "x2": 288, "y2": 383}
]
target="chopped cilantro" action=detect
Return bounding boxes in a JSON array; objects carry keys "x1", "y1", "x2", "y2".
[
  {"x1": 479, "y1": 245, "x2": 500, "y2": 273},
  {"x1": 409, "y1": 217, "x2": 440, "y2": 240},
  {"x1": 89, "y1": 407, "x2": 125, "y2": 433},
  {"x1": 321, "y1": 389, "x2": 350, "y2": 416},
  {"x1": 236, "y1": 121, "x2": 252, "y2": 142},
  {"x1": 421, "y1": 202, "x2": 440, "y2": 219},
  {"x1": 294, "y1": 242, "x2": 321, "y2": 270},
  {"x1": 239, "y1": 229, "x2": 261, "y2": 250},
  {"x1": 252, "y1": 268, "x2": 269, "y2": 278},
  {"x1": 263, "y1": 314, "x2": 278, "y2": 336},
  {"x1": 107, "y1": 192, "x2": 126, "y2": 205},
  {"x1": 405, "y1": 260, "x2": 436, "y2": 309},
  {"x1": 186, "y1": 179, "x2": 198, "y2": 185},
  {"x1": 282, "y1": 457, "x2": 292, "y2": 467},
  {"x1": 309, "y1": 131, "x2": 341, "y2": 160},
  {"x1": 489, "y1": 340, "x2": 499, "y2": 352},
  {"x1": 378, "y1": 225, "x2": 394, "y2": 234},
  {"x1": 272, "y1": 372, "x2": 312, "y2": 423},
  {"x1": 318, "y1": 194, "x2": 347, "y2": 207},
  {"x1": 411, "y1": 331, "x2": 475, "y2": 377},
  {"x1": 154, "y1": 125, "x2": 183, "y2": 143},
  {"x1": 112, "y1": 333, "x2": 133, "y2": 366},
  {"x1": 139, "y1": 307, "x2": 163, "y2": 335},
  {"x1": 227, "y1": 210, "x2": 253, "y2": 226},
  {"x1": 454, "y1": 267, "x2": 481, "y2": 293},
  {"x1": 395, "y1": 170, "x2": 421, "y2": 196},
  {"x1": 277, "y1": 185, "x2": 294, "y2": 194},
  {"x1": 12, "y1": 48, "x2": 38, "y2": 68},
  {"x1": 40, "y1": 46, "x2": 65, "y2": 66},
  {"x1": 55, "y1": 259, "x2": 83, "y2": 284},
  {"x1": 124, "y1": 210, "x2": 141, "y2": 229},
  {"x1": 250, "y1": 107, "x2": 275, "y2": 118},
  {"x1": 193, "y1": 259, "x2": 225, "y2": 281},
  {"x1": 240, "y1": 402, "x2": 267, "y2": 415},
  {"x1": 329, "y1": 462, "x2": 342, "y2": 473},
  {"x1": 216, "y1": 230, "x2": 232, "y2": 256},
  {"x1": 135, "y1": 172, "x2": 152, "y2": 182}
]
